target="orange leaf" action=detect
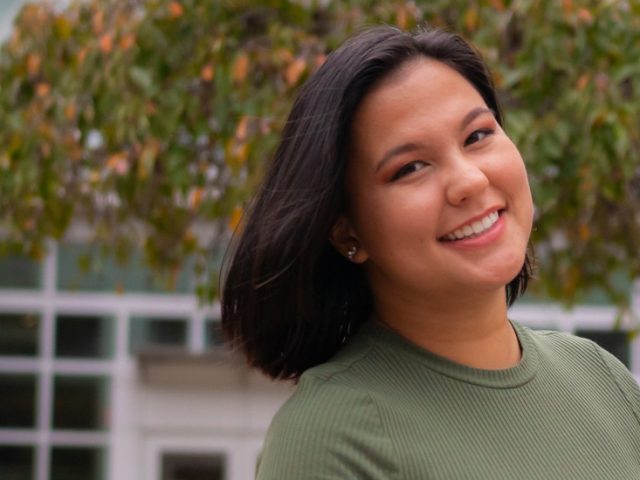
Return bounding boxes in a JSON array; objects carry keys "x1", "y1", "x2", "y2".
[
  {"x1": 495, "y1": 70, "x2": 507, "y2": 88},
  {"x1": 138, "y1": 141, "x2": 159, "y2": 179},
  {"x1": 64, "y1": 103, "x2": 76, "y2": 120},
  {"x1": 490, "y1": 0, "x2": 505, "y2": 11},
  {"x1": 235, "y1": 116, "x2": 249, "y2": 141},
  {"x1": 232, "y1": 54, "x2": 249, "y2": 83},
  {"x1": 396, "y1": 6, "x2": 408, "y2": 29},
  {"x1": 285, "y1": 58, "x2": 306, "y2": 86},
  {"x1": 277, "y1": 48, "x2": 294, "y2": 64},
  {"x1": 92, "y1": 10, "x2": 104, "y2": 34},
  {"x1": 40, "y1": 142, "x2": 51, "y2": 157},
  {"x1": 595, "y1": 73, "x2": 609, "y2": 91},
  {"x1": 168, "y1": 2, "x2": 184, "y2": 18},
  {"x1": 578, "y1": 223, "x2": 590, "y2": 240},
  {"x1": 259, "y1": 118, "x2": 272, "y2": 135},
  {"x1": 106, "y1": 152, "x2": 129, "y2": 175},
  {"x1": 99, "y1": 34, "x2": 113, "y2": 53},
  {"x1": 577, "y1": 8, "x2": 593, "y2": 24},
  {"x1": 0, "y1": 154, "x2": 10, "y2": 170},
  {"x1": 188, "y1": 187, "x2": 204, "y2": 210},
  {"x1": 562, "y1": 0, "x2": 573, "y2": 14},
  {"x1": 464, "y1": 8, "x2": 478, "y2": 32},
  {"x1": 77, "y1": 47, "x2": 88, "y2": 63},
  {"x1": 201, "y1": 64, "x2": 215, "y2": 81},
  {"x1": 576, "y1": 73, "x2": 590, "y2": 91},
  {"x1": 232, "y1": 142, "x2": 248, "y2": 165},
  {"x1": 228, "y1": 205, "x2": 243, "y2": 232},
  {"x1": 26, "y1": 53, "x2": 41, "y2": 76},
  {"x1": 119, "y1": 33, "x2": 136, "y2": 50},
  {"x1": 36, "y1": 83, "x2": 50, "y2": 97},
  {"x1": 23, "y1": 218, "x2": 36, "y2": 231}
]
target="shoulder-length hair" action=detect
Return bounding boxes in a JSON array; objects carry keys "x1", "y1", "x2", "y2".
[{"x1": 221, "y1": 25, "x2": 532, "y2": 381}]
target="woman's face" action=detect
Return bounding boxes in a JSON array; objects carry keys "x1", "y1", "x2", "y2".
[{"x1": 334, "y1": 58, "x2": 534, "y2": 304}]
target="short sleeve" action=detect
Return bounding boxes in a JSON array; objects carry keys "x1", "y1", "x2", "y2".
[
  {"x1": 597, "y1": 345, "x2": 640, "y2": 426},
  {"x1": 256, "y1": 379, "x2": 398, "y2": 480}
]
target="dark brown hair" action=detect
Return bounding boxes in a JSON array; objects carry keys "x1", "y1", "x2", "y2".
[{"x1": 221, "y1": 25, "x2": 532, "y2": 381}]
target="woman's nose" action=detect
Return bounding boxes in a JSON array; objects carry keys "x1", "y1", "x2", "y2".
[{"x1": 445, "y1": 158, "x2": 490, "y2": 205}]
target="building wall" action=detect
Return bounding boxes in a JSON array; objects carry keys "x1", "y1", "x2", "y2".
[
  {"x1": 0, "y1": 243, "x2": 638, "y2": 480},
  {"x1": 0, "y1": 242, "x2": 295, "y2": 480}
]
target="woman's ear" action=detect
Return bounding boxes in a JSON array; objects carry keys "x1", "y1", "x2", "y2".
[{"x1": 329, "y1": 215, "x2": 367, "y2": 263}]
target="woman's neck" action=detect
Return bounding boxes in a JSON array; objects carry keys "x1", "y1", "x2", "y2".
[{"x1": 373, "y1": 287, "x2": 521, "y2": 370}]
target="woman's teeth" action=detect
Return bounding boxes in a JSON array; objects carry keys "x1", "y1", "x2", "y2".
[{"x1": 444, "y1": 211, "x2": 500, "y2": 241}]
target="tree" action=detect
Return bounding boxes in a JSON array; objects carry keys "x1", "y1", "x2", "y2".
[{"x1": 1, "y1": 0, "x2": 639, "y2": 307}]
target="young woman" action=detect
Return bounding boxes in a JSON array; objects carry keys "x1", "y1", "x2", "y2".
[{"x1": 222, "y1": 26, "x2": 640, "y2": 479}]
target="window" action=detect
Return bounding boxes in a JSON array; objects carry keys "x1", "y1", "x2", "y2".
[
  {"x1": 204, "y1": 319, "x2": 224, "y2": 350},
  {"x1": 50, "y1": 446, "x2": 105, "y2": 480},
  {"x1": 55, "y1": 314, "x2": 113, "y2": 359},
  {"x1": 0, "y1": 255, "x2": 40, "y2": 289},
  {"x1": 0, "y1": 313, "x2": 39, "y2": 356},
  {"x1": 575, "y1": 329, "x2": 630, "y2": 367},
  {"x1": 129, "y1": 317, "x2": 188, "y2": 353},
  {"x1": 0, "y1": 374, "x2": 37, "y2": 428},
  {"x1": 161, "y1": 452, "x2": 226, "y2": 480},
  {"x1": 57, "y1": 243, "x2": 193, "y2": 293},
  {"x1": 0, "y1": 445, "x2": 34, "y2": 480},
  {"x1": 52, "y1": 376, "x2": 109, "y2": 431}
]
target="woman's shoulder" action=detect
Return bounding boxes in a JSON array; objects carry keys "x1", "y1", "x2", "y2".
[
  {"x1": 520, "y1": 323, "x2": 604, "y2": 357},
  {"x1": 256, "y1": 339, "x2": 398, "y2": 479},
  {"x1": 267, "y1": 336, "x2": 380, "y2": 431},
  {"x1": 522, "y1": 323, "x2": 640, "y2": 415},
  {"x1": 523, "y1": 323, "x2": 624, "y2": 370}
]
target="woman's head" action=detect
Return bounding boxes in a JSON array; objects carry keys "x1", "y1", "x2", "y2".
[
  {"x1": 331, "y1": 56, "x2": 534, "y2": 316},
  {"x1": 222, "y1": 26, "x2": 533, "y2": 380}
]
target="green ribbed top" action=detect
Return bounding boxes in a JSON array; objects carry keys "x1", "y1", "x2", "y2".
[{"x1": 257, "y1": 322, "x2": 640, "y2": 479}]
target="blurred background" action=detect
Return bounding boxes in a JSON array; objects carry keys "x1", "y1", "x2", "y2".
[{"x1": 0, "y1": 1, "x2": 639, "y2": 479}]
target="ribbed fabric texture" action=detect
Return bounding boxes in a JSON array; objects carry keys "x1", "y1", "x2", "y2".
[{"x1": 257, "y1": 322, "x2": 640, "y2": 479}]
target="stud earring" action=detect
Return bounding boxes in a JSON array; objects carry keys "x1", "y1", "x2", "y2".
[{"x1": 346, "y1": 245, "x2": 357, "y2": 261}]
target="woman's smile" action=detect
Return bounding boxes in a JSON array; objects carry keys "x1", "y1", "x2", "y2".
[{"x1": 440, "y1": 208, "x2": 502, "y2": 242}]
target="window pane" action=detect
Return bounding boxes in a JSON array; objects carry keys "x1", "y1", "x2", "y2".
[
  {"x1": 162, "y1": 452, "x2": 225, "y2": 480},
  {"x1": 52, "y1": 376, "x2": 109, "y2": 430},
  {"x1": 55, "y1": 315, "x2": 113, "y2": 359},
  {"x1": 57, "y1": 243, "x2": 193, "y2": 293},
  {"x1": 50, "y1": 447, "x2": 105, "y2": 480},
  {"x1": 0, "y1": 445, "x2": 34, "y2": 480},
  {"x1": 0, "y1": 313, "x2": 39, "y2": 356},
  {"x1": 0, "y1": 374, "x2": 36, "y2": 428},
  {"x1": 575, "y1": 329, "x2": 630, "y2": 367},
  {"x1": 0, "y1": 255, "x2": 40, "y2": 289},
  {"x1": 205, "y1": 319, "x2": 224, "y2": 350},
  {"x1": 129, "y1": 317, "x2": 187, "y2": 353}
]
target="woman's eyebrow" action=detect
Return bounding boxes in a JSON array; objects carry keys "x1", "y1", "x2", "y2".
[
  {"x1": 376, "y1": 142, "x2": 424, "y2": 173},
  {"x1": 460, "y1": 107, "x2": 494, "y2": 131}
]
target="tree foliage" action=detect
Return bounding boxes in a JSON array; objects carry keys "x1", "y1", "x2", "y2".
[{"x1": 0, "y1": 0, "x2": 639, "y2": 305}]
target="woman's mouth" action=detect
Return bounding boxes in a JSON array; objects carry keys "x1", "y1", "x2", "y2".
[{"x1": 440, "y1": 210, "x2": 502, "y2": 242}]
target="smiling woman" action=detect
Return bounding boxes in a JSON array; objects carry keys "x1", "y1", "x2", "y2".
[
  {"x1": 333, "y1": 58, "x2": 534, "y2": 363},
  {"x1": 221, "y1": 26, "x2": 640, "y2": 479}
]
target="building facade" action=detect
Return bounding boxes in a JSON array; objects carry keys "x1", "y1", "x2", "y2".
[{"x1": 1, "y1": 241, "x2": 638, "y2": 480}]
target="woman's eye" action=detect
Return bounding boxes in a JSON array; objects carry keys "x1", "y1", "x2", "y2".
[
  {"x1": 464, "y1": 128, "x2": 494, "y2": 147},
  {"x1": 390, "y1": 161, "x2": 428, "y2": 181}
]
